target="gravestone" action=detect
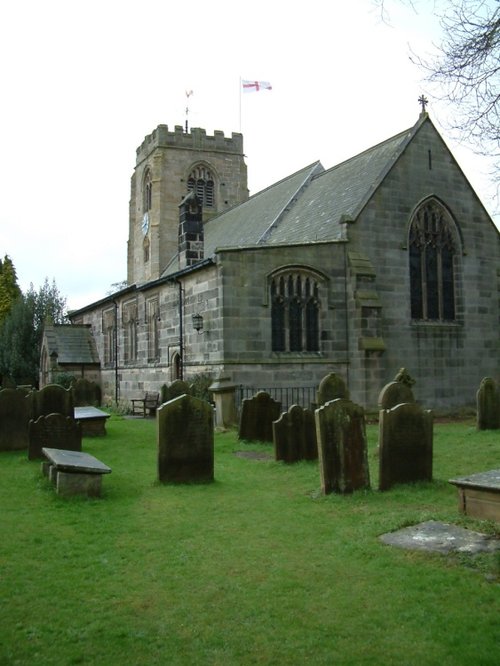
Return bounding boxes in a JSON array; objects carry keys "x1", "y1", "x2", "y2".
[
  {"x1": 315, "y1": 398, "x2": 370, "y2": 494},
  {"x1": 157, "y1": 394, "x2": 214, "y2": 483},
  {"x1": 273, "y1": 404, "x2": 317, "y2": 463},
  {"x1": 476, "y1": 377, "x2": 500, "y2": 430},
  {"x1": 0, "y1": 388, "x2": 32, "y2": 452},
  {"x1": 71, "y1": 378, "x2": 102, "y2": 407},
  {"x1": 32, "y1": 384, "x2": 74, "y2": 419},
  {"x1": 28, "y1": 413, "x2": 82, "y2": 461},
  {"x1": 378, "y1": 402, "x2": 433, "y2": 491},
  {"x1": 316, "y1": 373, "x2": 349, "y2": 407},
  {"x1": 378, "y1": 367, "x2": 416, "y2": 409},
  {"x1": 160, "y1": 380, "x2": 191, "y2": 404},
  {"x1": 238, "y1": 391, "x2": 281, "y2": 443}
]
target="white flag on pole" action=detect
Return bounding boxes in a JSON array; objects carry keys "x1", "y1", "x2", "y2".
[{"x1": 242, "y1": 80, "x2": 272, "y2": 93}]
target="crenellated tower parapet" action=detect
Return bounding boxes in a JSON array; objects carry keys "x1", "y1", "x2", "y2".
[{"x1": 128, "y1": 125, "x2": 248, "y2": 285}]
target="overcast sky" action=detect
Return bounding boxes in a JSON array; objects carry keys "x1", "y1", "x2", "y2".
[{"x1": 1, "y1": 0, "x2": 498, "y2": 311}]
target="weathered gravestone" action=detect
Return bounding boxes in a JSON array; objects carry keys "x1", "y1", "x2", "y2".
[
  {"x1": 378, "y1": 367, "x2": 416, "y2": 409},
  {"x1": 378, "y1": 402, "x2": 433, "y2": 491},
  {"x1": 160, "y1": 380, "x2": 191, "y2": 405},
  {"x1": 71, "y1": 378, "x2": 102, "y2": 407},
  {"x1": 28, "y1": 413, "x2": 82, "y2": 461},
  {"x1": 157, "y1": 394, "x2": 214, "y2": 483},
  {"x1": 273, "y1": 404, "x2": 317, "y2": 463},
  {"x1": 316, "y1": 373, "x2": 349, "y2": 407},
  {"x1": 476, "y1": 377, "x2": 500, "y2": 430},
  {"x1": 315, "y1": 398, "x2": 370, "y2": 494},
  {"x1": 238, "y1": 391, "x2": 281, "y2": 443},
  {"x1": 0, "y1": 388, "x2": 32, "y2": 452},
  {"x1": 32, "y1": 384, "x2": 74, "y2": 419}
]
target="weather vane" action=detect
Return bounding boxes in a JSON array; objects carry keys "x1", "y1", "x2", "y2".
[
  {"x1": 185, "y1": 90, "x2": 194, "y2": 133},
  {"x1": 418, "y1": 94, "x2": 429, "y2": 115}
]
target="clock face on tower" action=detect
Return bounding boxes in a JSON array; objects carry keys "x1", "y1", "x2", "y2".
[{"x1": 141, "y1": 212, "x2": 149, "y2": 235}]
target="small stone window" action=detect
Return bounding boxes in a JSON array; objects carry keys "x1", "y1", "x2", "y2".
[
  {"x1": 146, "y1": 297, "x2": 160, "y2": 361},
  {"x1": 143, "y1": 169, "x2": 152, "y2": 213},
  {"x1": 123, "y1": 301, "x2": 138, "y2": 363},
  {"x1": 102, "y1": 308, "x2": 116, "y2": 366}
]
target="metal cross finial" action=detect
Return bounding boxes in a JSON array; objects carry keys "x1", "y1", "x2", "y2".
[{"x1": 418, "y1": 94, "x2": 429, "y2": 114}]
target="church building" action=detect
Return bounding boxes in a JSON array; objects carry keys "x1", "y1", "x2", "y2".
[{"x1": 68, "y1": 109, "x2": 500, "y2": 410}]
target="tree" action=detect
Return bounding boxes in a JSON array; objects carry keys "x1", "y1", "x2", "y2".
[
  {"x1": 0, "y1": 255, "x2": 22, "y2": 325},
  {"x1": 376, "y1": 0, "x2": 500, "y2": 177},
  {"x1": 0, "y1": 278, "x2": 68, "y2": 387}
]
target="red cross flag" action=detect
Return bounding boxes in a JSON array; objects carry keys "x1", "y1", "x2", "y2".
[{"x1": 242, "y1": 80, "x2": 272, "y2": 93}]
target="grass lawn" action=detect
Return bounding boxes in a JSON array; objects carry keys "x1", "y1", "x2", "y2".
[{"x1": 0, "y1": 416, "x2": 499, "y2": 665}]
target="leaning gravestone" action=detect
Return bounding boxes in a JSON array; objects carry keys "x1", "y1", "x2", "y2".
[
  {"x1": 316, "y1": 373, "x2": 349, "y2": 407},
  {"x1": 32, "y1": 384, "x2": 74, "y2": 419},
  {"x1": 476, "y1": 377, "x2": 500, "y2": 430},
  {"x1": 378, "y1": 368, "x2": 416, "y2": 409},
  {"x1": 28, "y1": 413, "x2": 82, "y2": 461},
  {"x1": 238, "y1": 391, "x2": 281, "y2": 443},
  {"x1": 0, "y1": 388, "x2": 32, "y2": 452},
  {"x1": 71, "y1": 378, "x2": 102, "y2": 407},
  {"x1": 273, "y1": 404, "x2": 317, "y2": 463},
  {"x1": 315, "y1": 398, "x2": 370, "y2": 494},
  {"x1": 157, "y1": 394, "x2": 214, "y2": 483},
  {"x1": 378, "y1": 402, "x2": 433, "y2": 491}
]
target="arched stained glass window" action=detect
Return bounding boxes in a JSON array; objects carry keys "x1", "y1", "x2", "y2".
[{"x1": 409, "y1": 199, "x2": 457, "y2": 321}]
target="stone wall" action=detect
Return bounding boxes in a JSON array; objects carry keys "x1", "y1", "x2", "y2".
[{"x1": 346, "y1": 120, "x2": 500, "y2": 408}]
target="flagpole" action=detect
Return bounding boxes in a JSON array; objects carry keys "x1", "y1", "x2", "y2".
[{"x1": 239, "y1": 76, "x2": 242, "y2": 133}]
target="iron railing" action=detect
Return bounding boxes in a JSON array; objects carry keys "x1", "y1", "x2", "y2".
[{"x1": 237, "y1": 385, "x2": 317, "y2": 413}]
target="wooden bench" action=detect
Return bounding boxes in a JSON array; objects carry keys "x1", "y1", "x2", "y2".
[
  {"x1": 449, "y1": 469, "x2": 500, "y2": 523},
  {"x1": 42, "y1": 447, "x2": 112, "y2": 498},
  {"x1": 131, "y1": 392, "x2": 160, "y2": 417}
]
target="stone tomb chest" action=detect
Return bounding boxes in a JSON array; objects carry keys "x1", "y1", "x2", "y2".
[
  {"x1": 449, "y1": 469, "x2": 500, "y2": 523},
  {"x1": 42, "y1": 447, "x2": 111, "y2": 498}
]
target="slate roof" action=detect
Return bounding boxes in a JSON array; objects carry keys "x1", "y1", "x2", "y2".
[
  {"x1": 201, "y1": 121, "x2": 415, "y2": 253},
  {"x1": 44, "y1": 324, "x2": 100, "y2": 365}
]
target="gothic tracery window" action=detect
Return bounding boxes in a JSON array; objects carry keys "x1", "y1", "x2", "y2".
[
  {"x1": 409, "y1": 199, "x2": 457, "y2": 321},
  {"x1": 187, "y1": 165, "x2": 215, "y2": 208},
  {"x1": 270, "y1": 271, "x2": 321, "y2": 352}
]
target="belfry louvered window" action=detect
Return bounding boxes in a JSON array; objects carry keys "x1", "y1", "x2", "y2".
[
  {"x1": 270, "y1": 271, "x2": 321, "y2": 352},
  {"x1": 409, "y1": 199, "x2": 457, "y2": 321},
  {"x1": 187, "y1": 165, "x2": 215, "y2": 208}
]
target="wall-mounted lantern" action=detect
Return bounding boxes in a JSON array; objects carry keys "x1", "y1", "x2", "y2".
[{"x1": 192, "y1": 313, "x2": 204, "y2": 333}]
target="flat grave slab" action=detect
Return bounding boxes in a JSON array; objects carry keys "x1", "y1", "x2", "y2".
[
  {"x1": 74, "y1": 406, "x2": 110, "y2": 436},
  {"x1": 379, "y1": 520, "x2": 500, "y2": 554},
  {"x1": 42, "y1": 447, "x2": 111, "y2": 498},
  {"x1": 449, "y1": 469, "x2": 500, "y2": 523}
]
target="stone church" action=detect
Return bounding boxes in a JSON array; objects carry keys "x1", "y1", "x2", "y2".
[{"x1": 68, "y1": 109, "x2": 500, "y2": 410}]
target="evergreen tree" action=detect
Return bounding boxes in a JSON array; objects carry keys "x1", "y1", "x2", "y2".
[
  {"x1": 0, "y1": 255, "x2": 22, "y2": 325},
  {"x1": 0, "y1": 278, "x2": 68, "y2": 387}
]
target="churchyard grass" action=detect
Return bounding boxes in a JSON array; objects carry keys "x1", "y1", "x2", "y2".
[{"x1": 1, "y1": 416, "x2": 499, "y2": 665}]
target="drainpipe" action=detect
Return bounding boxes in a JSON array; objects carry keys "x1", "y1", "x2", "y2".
[{"x1": 176, "y1": 280, "x2": 184, "y2": 380}]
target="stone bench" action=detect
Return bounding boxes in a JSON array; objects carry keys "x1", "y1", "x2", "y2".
[
  {"x1": 449, "y1": 469, "x2": 500, "y2": 523},
  {"x1": 41, "y1": 447, "x2": 112, "y2": 498},
  {"x1": 74, "y1": 406, "x2": 110, "y2": 436}
]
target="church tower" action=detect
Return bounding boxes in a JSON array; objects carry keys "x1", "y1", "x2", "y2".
[{"x1": 127, "y1": 124, "x2": 248, "y2": 284}]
